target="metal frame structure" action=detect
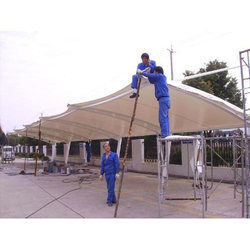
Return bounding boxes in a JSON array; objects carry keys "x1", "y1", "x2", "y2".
[
  {"x1": 157, "y1": 135, "x2": 207, "y2": 218},
  {"x1": 157, "y1": 134, "x2": 250, "y2": 218},
  {"x1": 204, "y1": 135, "x2": 245, "y2": 216},
  {"x1": 157, "y1": 49, "x2": 250, "y2": 218},
  {"x1": 239, "y1": 49, "x2": 250, "y2": 217}
]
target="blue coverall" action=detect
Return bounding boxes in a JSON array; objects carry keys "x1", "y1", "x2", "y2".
[
  {"x1": 131, "y1": 60, "x2": 156, "y2": 89},
  {"x1": 85, "y1": 142, "x2": 91, "y2": 162},
  {"x1": 142, "y1": 72, "x2": 170, "y2": 137},
  {"x1": 100, "y1": 151, "x2": 120, "y2": 203}
]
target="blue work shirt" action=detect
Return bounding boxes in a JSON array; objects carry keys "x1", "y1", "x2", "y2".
[
  {"x1": 100, "y1": 151, "x2": 120, "y2": 175},
  {"x1": 137, "y1": 60, "x2": 156, "y2": 73},
  {"x1": 142, "y1": 72, "x2": 170, "y2": 101}
]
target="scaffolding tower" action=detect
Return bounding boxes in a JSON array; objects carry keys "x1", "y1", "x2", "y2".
[
  {"x1": 157, "y1": 134, "x2": 249, "y2": 218},
  {"x1": 157, "y1": 135, "x2": 207, "y2": 218},
  {"x1": 239, "y1": 49, "x2": 250, "y2": 218}
]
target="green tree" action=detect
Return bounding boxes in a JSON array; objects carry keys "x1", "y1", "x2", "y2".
[
  {"x1": 6, "y1": 134, "x2": 19, "y2": 146},
  {"x1": 6, "y1": 134, "x2": 48, "y2": 146},
  {"x1": 183, "y1": 60, "x2": 243, "y2": 108},
  {"x1": 0, "y1": 126, "x2": 7, "y2": 145},
  {"x1": 183, "y1": 70, "x2": 214, "y2": 94}
]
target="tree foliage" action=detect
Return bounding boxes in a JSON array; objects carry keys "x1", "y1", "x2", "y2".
[
  {"x1": 0, "y1": 126, "x2": 7, "y2": 145},
  {"x1": 183, "y1": 60, "x2": 243, "y2": 108},
  {"x1": 6, "y1": 134, "x2": 48, "y2": 146}
]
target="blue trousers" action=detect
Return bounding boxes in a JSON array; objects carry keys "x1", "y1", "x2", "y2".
[
  {"x1": 105, "y1": 173, "x2": 116, "y2": 203},
  {"x1": 87, "y1": 153, "x2": 91, "y2": 162},
  {"x1": 158, "y1": 97, "x2": 170, "y2": 137},
  {"x1": 131, "y1": 74, "x2": 139, "y2": 89}
]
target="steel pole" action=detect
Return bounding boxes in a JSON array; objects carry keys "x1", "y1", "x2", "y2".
[
  {"x1": 34, "y1": 120, "x2": 41, "y2": 176},
  {"x1": 157, "y1": 137, "x2": 161, "y2": 217}
]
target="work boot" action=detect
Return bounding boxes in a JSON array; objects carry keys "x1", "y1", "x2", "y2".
[
  {"x1": 158, "y1": 134, "x2": 168, "y2": 138},
  {"x1": 129, "y1": 93, "x2": 137, "y2": 98},
  {"x1": 108, "y1": 203, "x2": 113, "y2": 207}
]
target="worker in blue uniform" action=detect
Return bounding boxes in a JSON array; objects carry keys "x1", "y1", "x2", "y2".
[
  {"x1": 130, "y1": 53, "x2": 156, "y2": 98},
  {"x1": 85, "y1": 141, "x2": 91, "y2": 163},
  {"x1": 141, "y1": 66, "x2": 170, "y2": 137},
  {"x1": 100, "y1": 142, "x2": 120, "y2": 206}
]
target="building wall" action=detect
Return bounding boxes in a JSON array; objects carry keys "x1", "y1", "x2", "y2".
[{"x1": 53, "y1": 154, "x2": 236, "y2": 182}]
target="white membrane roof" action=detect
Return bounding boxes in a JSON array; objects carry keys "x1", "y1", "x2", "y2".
[{"x1": 14, "y1": 76, "x2": 249, "y2": 143}]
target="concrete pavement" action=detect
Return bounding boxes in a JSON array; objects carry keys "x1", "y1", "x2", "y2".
[{"x1": 0, "y1": 158, "x2": 243, "y2": 218}]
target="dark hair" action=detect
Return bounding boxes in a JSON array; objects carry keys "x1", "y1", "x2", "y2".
[
  {"x1": 141, "y1": 53, "x2": 149, "y2": 59},
  {"x1": 154, "y1": 66, "x2": 164, "y2": 74}
]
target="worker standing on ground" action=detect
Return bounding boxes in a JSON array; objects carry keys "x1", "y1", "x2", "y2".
[
  {"x1": 130, "y1": 53, "x2": 156, "y2": 98},
  {"x1": 99, "y1": 142, "x2": 120, "y2": 206},
  {"x1": 85, "y1": 140, "x2": 91, "y2": 163},
  {"x1": 141, "y1": 66, "x2": 170, "y2": 137}
]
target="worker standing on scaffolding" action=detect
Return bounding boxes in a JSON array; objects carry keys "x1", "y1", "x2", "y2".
[
  {"x1": 141, "y1": 66, "x2": 170, "y2": 137},
  {"x1": 130, "y1": 53, "x2": 156, "y2": 98},
  {"x1": 99, "y1": 142, "x2": 120, "y2": 206}
]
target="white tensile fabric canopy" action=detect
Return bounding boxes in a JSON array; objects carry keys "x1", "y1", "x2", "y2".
[{"x1": 14, "y1": 76, "x2": 249, "y2": 143}]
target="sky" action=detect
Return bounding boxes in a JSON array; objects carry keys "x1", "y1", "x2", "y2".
[{"x1": 0, "y1": 0, "x2": 250, "y2": 133}]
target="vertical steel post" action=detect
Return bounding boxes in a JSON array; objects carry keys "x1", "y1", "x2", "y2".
[
  {"x1": 116, "y1": 138, "x2": 122, "y2": 158},
  {"x1": 23, "y1": 129, "x2": 28, "y2": 172},
  {"x1": 210, "y1": 138, "x2": 214, "y2": 190},
  {"x1": 157, "y1": 136, "x2": 162, "y2": 217},
  {"x1": 165, "y1": 140, "x2": 169, "y2": 198},
  {"x1": 239, "y1": 49, "x2": 250, "y2": 217},
  {"x1": 201, "y1": 137, "x2": 206, "y2": 218},
  {"x1": 241, "y1": 137, "x2": 245, "y2": 217},
  {"x1": 233, "y1": 138, "x2": 237, "y2": 199},
  {"x1": 246, "y1": 51, "x2": 250, "y2": 218},
  {"x1": 34, "y1": 120, "x2": 41, "y2": 176},
  {"x1": 168, "y1": 45, "x2": 175, "y2": 81},
  {"x1": 193, "y1": 140, "x2": 197, "y2": 200},
  {"x1": 204, "y1": 139, "x2": 208, "y2": 211},
  {"x1": 187, "y1": 143, "x2": 190, "y2": 179}
]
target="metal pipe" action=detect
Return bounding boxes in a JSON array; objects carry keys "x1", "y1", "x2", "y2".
[
  {"x1": 201, "y1": 136, "x2": 206, "y2": 218},
  {"x1": 34, "y1": 120, "x2": 41, "y2": 176},
  {"x1": 210, "y1": 139, "x2": 214, "y2": 190},
  {"x1": 204, "y1": 139, "x2": 208, "y2": 211},
  {"x1": 168, "y1": 46, "x2": 175, "y2": 80},
  {"x1": 161, "y1": 142, "x2": 165, "y2": 197},
  {"x1": 239, "y1": 49, "x2": 250, "y2": 217},
  {"x1": 157, "y1": 137, "x2": 161, "y2": 217},
  {"x1": 181, "y1": 65, "x2": 241, "y2": 82},
  {"x1": 241, "y1": 137, "x2": 245, "y2": 217},
  {"x1": 166, "y1": 197, "x2": 202, "y2": 200},
  {"x1": 204, "y1": 136, "x2": 246, "y2": 140},
  {"x1": 23, "y1": 129, "x2": 28, "y2": 172},
  {"x1": 233, "y1": 138, "x2": 237, "y2": 199},
  {"x1": 207, "y1": 144, "x2": 230, "y2": 167},
  {"x1": 193, "y1": 140, "x2": 197, "y2": 200},
  {"x1": 165, "y1": 141, "x2": 169, "y2": 198},
  {"x1": 246, "y1": 50, "x2": 250, "y2": 218},
  {"x1": 187, "y1": 143, "x2": 190, "y2": 180}
]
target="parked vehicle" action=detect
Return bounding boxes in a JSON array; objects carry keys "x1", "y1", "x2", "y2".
[{"x1": 1, "y1": 146, "x2": 15, "y2": 163}]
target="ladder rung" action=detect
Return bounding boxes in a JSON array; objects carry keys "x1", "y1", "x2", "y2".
[{"x1": 243, "y1": 77, "x2": 250, "y2": 80}]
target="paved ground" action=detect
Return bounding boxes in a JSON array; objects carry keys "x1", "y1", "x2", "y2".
[{"x1": 0, "y1": 158, "x2": 243, "y2": 218}]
